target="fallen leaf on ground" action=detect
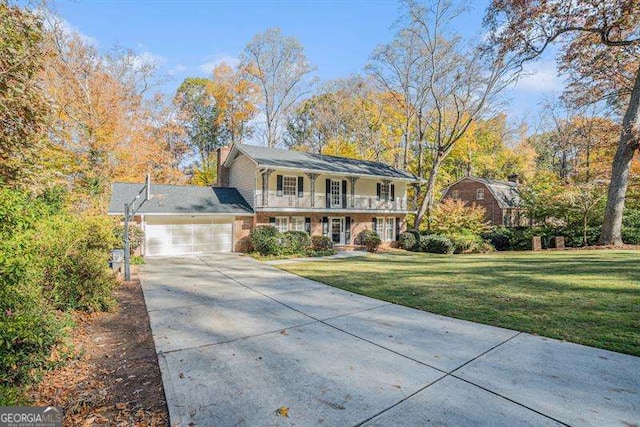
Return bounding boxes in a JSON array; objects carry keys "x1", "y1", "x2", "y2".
[{"x1": 275, "y1": 406, "x2": 289, "y2": 417}]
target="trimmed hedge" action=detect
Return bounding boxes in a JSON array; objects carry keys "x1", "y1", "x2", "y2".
[
  {"x1": 250, "y1": 225, "x2": 280, "y2": 255},
  {"x1": 311, "y1": 235, "x2": 333, "y2": 251},
  {"x1": 357, "y1": 230, "x2": 382, "y2": 252},
  {"x1": 250, "y1": 226, "x2": 317, "y2": 256},
  {"x1": 399, "y1": 229, "x2": 420, "y2": 251},
  {"x1": 282, "y1": 231, "x2": 312, "y2": 254},
  {"x1": 450, "y1": 233, "x2": 494, "y2": 254},
  {"x1": 420, "y1": 234, "x2": 454, "y2": 254}
]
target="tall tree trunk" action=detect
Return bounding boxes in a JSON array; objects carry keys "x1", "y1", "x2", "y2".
[
  {"x1": 599, "y1": 64, "x2": 640, "y2": 245},
  {"x1": 414, "y1": 153, "x2": 442, "y2": 228}
]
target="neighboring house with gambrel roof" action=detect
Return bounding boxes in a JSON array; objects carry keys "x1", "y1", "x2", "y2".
[{"x1": 441, "y1": 175, "x2": 527, "y2": 227}]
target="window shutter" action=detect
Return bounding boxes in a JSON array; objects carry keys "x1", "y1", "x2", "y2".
[
  {"x1": 322, "y1": 216, "x2": 328, "y2": 236},
  {"x1": 376, "y1": 183, "x2": 381, "y2": 201},
  {"x1": 276, "y1": 175, "x2": 283, "y2": 196},
  {"x1": 390, "y1": 184, "x2": 395, "y2": 201},
  {"x1": 325, "y1": 179, "x2": 331, "y2": 208},
  {"x1": 269, "y1": 217, "x2": 276, "y2": 225},
  {"x1": 342, "y1": 180, "x2": 347, "y2": 208},
  {"x1": 395, "y1": 217, "x2": 401, "y2": 241},
  {"x1": 372, "y1": 217, "x2": 377, "y2": 232},
  {"x1": 298, "y1": 176, "x2": 304, "y2": 198},
  {"x1": 305, "y1": 217, "x2": 311, "y2": 234},
  {"x1": 345, "y1": 216, "x2": 351, "y2": 244}
]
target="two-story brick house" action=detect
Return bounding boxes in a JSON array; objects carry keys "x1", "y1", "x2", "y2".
[
  {"x1": 440, "y1": 175, "x2": 527, "y2": 227},
  {"x1": 108, "y1": 144, "x2": 418, "y2": 256}
]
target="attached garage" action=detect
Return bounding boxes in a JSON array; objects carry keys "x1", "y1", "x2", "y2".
[
  {"x1": 144, "y1": 215, "x2": 234, "y2": 256},
  {"x1": 108, "y1": 183, "x2": 254, "y2": 256}
]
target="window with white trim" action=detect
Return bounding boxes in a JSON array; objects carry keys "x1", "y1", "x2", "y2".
[
  {"x1": 283, "y1": 176, "x2": 297, "y2": 196},
  {"x1": 380, "y1": 182, "x2": 390, "y2": 201},
  {"x1": 376, "y1": 217, "x2": 385, "y2": 238},
  {"x1": 330, "y1": 180, "x2": 341, "y2": 207},
  {"x1": 291, "y1": 217, "x2": 305, "y2": 232},
  {"x1": 275, "y1": 217, "x2": 289, "y2": 233},
  {"x1": 386, "y1": 217, "x2": 396, "y2": 242},
  {"x1": 476, "y1": 188, "x2": 484, "y2": 200}
]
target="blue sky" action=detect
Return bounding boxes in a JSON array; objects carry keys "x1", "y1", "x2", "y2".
[{"x1": 49, "y1": 0, "x2": 562, "y2": 128}]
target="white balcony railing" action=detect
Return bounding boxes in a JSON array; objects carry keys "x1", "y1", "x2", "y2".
[{"x1": 254, "y1": 191, "x2": 410, "y2": 211}]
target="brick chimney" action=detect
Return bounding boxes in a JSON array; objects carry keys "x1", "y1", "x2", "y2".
[
  {"x1": 507, "y1": 173, "x2": 520, "y2": 185},
  {"x1": 216, "y1": 145, "x2": 232, "y2": 187}
]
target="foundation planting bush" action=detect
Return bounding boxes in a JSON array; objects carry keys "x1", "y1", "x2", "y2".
[{"x1": 357, "y1": 230, "x2": 382, "y2": 252}]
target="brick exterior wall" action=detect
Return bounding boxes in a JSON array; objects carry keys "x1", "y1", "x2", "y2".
[
  {"x1": 442, "y1": 179, "x2": 504, "y2": 226},
  {"x1": 216, "y1": 146, "x2": 232, "y2": 187},
  {"x1": 254, "y1": 212, "x2": 407, "y2": 246},
  {"x1": 234, "y1": 216, "x2": 254, "y2": 252}
]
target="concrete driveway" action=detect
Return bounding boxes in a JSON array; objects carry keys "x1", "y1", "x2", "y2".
[{"x1": 139, "y1": 254, "x2": 640, "y2": 427}]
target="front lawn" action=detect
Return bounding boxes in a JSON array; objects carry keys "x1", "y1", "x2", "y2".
[{"x1": 278, "y1": 250, "x2": 640, "y2": 356}]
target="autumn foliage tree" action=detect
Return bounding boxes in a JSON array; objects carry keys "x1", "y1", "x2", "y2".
[
  {"x1": 42, "y1": 22, "x2": 185, "y2": 207},
  {"x1": 485, "y1": 0, "x2": 640, "y2": 245},
  {"x1": 175, "y1": 63, "x2": 258, "y2": 185},
  {"x1": 0, "y1": 2, "x2": 48, "y2": 185}
]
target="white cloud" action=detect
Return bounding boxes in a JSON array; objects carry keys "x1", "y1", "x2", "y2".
[
  {"x1": 136, "y1": 50, "x2": 166, "y2": 67},
  {"x1": 167, "y1": 64, "x2": 188, "y2": 76},
  {"x1": 36, "y1": 8, "x2": 99, "y2": 46},
  {"x1": 513, "y1": 60, "x2": 564, "y2": 93},
  {"x1": 197, "y1": 54, "x2": 240, "y2": 75}
]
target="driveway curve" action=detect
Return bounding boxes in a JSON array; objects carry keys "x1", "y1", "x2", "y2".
[{"x1": 140, "y1": 254, "x2": 640, "y2": 427}]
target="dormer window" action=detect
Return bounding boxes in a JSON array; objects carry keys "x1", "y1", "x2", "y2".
[
  {"x1": 476, "y1": 188, "x2": 485, "y2": 200},
  {"x1": 451, "y1": 189, "x2": 460, "y2": 200}
]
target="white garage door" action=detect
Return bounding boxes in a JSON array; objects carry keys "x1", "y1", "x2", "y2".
[{"x1": 144, "y1": 216, "x2": 233, "y2": 256}]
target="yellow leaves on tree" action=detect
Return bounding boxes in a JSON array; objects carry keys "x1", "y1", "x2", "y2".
[
  {"x1": 41, "y1": 29, "x2": 186, "y2": 210},
  {"x1": 211, "y1": 63, "x2": 259, "y2": 145},
  {"x1": 430, "y1": 199, "x2": 490, "y2": 235}
]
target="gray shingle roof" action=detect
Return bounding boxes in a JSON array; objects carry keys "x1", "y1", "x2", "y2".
[
  {"x1": 231, "y1": 144, "x2": 417, "y2": 181},
  {"x1": 472, "y1": 177, "x2": 522, "y2": 209},
  {"x1": 108, "y1": 183, "x2": 254, "y2": 215}
]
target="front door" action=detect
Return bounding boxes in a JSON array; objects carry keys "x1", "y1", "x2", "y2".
[{"x1": 330, "y1": 217, "x2": 344, "y2": 245}]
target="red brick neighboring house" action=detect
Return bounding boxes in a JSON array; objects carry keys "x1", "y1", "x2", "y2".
[{"x1": 441, "y1": 175, "x2": 527, "y2": 227}]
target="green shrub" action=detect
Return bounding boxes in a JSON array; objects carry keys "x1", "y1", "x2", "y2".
[
  {"x1": 420, "y1": 234, "x2": 454, "y2": 254},
  {"x1": 250, "y1": 225, "x2": 280, "y2": 255},
  {"x1": 130, "y1": 255, "x2": 145, "y2": 265},
  {"x1": 622, "y1": 209, "x2": 640, "y2": 244},
  {"x1": 450, "y1": 233, "x2": 494, "y2": 254},
  {"x1": 622, "y1": 227, "x2": 640, "y2": 245},
  {"x1": 113, "y1": 223, "x2": 145, "y2": 254},
  {"x1": 357, "y1": 230, "x2": 382, "y2": 252},
  {"x1": 0, "y1": 187, "x2": 119, "y2": 402},
  {"x1": 35, "y1": 215, "x2": 118, "y2": 312},
  {"x1": 399, "y1": 230, "x2": 419, "y2": 251},
  {"x1": 311, "y1": 235, "x2": 333, "y2": 251},
  {"x1": 482, "y1": 227, "x2": 513, "y2": 251},
  {"x1": 282, "y1": 231, "x2": 312, "y2": 255},
  {"x1": 0, "y1": 238, "x2": 66, "y2": 392},
  {"x1": 557, "y1": 225, "x2": 601, "y2": 247}
]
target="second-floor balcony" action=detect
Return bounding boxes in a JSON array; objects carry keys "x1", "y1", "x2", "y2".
[{"x1": 254, "y1": 191, "x2": 411, "y2": 211}]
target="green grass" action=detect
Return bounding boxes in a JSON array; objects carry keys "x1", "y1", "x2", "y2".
[{"x1": 279, "y1": 250, "x2": 640, "y2": 356}]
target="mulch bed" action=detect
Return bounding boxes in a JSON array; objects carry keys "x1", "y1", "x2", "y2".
[{"x1": 29, "y1": 273, "x2": 169, "y2": 426}]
